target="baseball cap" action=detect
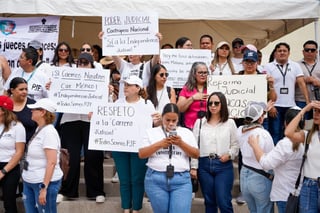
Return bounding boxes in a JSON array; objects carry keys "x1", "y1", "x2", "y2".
[
  {"x1": 243, "y1": 50, "x2": 258, "y2": 62},
  {"x1": 241, "y1": 44, "x2": 257, "y2": 53},
  {"x1": 232, "y1": 38, "x2": 244, "y2": 47},
  {"x1": 121, "y1": 76, "x2": 143, "y2": 88},
  {"x1": 28, "y1": 40, "x2": 42, "y2": 50},
  {"x1": 216, "y1": 41, "x2": 231, "y2": 50},
  {"x1": 0, "y1": 96, "x2": 13, "y2": 111},
  {"x1": 27, "y1": 98, "x2": 57, "y2": 113},
  {"x1": 78, "y1": 53, "x2": 94, "y2": 63},
  {"x1": 244, "y1": 102, "x2": 266, "y2": 122}
]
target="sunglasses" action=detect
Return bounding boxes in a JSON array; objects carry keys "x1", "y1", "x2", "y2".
[
  {"x1": 196, "y1": 71, "x2": 209, "y2": 76},
  {"x1": 77, "y1": 60, "x2": 90, "y2": 66},
  {"x1": 58, "y1": 48, "x2": 69, "y2": 53},
  {"x1": 304, "y1": 48, "x2": 317, "y2": 53},
  {"x1": 159, "y1": 73, "x2": 169, "y2": 78},
  {"x1": 80, "y1": 48, "x2": 91, "y2": 52},
  {"x1": 233, "y1": 44, "x2": 242, "y2": 49},
  {"x1": 208, "y1": 101, "x2": 220, "y2": 106}
]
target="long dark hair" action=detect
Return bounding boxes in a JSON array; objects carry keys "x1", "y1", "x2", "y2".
[
  {"x1": 51, "y1": 41, "x2": 74, "y2": 67},
  {"x1": 206, "y1": 92, "x2": 229, "y2": 122},
  {"x1": 285, "y1": 108, "x2": 304, "y2": 152},
  {"x1": 147, "y1": 64, "x2": 167, "y2": 108}
]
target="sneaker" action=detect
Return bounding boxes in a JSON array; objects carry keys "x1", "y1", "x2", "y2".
[
  {"x1": 96, "y1": 195, "x2": 105, "y2": 203},
  {"x1": 111, "y1": 172, "x2": 119, "y2": 183},
  {"x1": 56, "y1": 194, "x2": 64, "y2": 203},
  {"x1": 236, "y1": 194, "x2": 246, "y2": 205}
]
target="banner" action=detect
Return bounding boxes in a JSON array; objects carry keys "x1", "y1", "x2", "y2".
[
  {"x1": 207, "y1": 75, "x2": 267, "y2": 118},
  {"x1": 0, "y1": 16, "x2": 60, "y2": 69},
  {"x1": 89, "y1": 102, "x2": 153, "y2": 152},
  {"x1": 102, "y1": 12, "x2": 159, "y2": 56},
  {"x1": 160, "y1": 49, "x2": 212, "y2": 88},
  {"x1": 48, "y1": 66, "x2": 109, "y2": 114}
]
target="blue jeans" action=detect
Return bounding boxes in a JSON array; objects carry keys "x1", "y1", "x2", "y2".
[
  {"x1": 268, "y1": 106, "x2": 290, "y2": 144},
  {"x1": 240, "y1": 167, "x2": 274, "y2": 213},
  {"x1": 112, "y1": 151, "x2": 147, "y2": 211},
  {"x1": 299, "y1": 177, "x2": 320, "y2": 213},
  {"x1": 198, "y1": 157, "x2": 234, "y2": 213},
  {"x1": 144, "y1": 168, "x2": 192, "y2": 213},
  {"x1": 23, "y1": 179, "x2": 62, "y2": 213},
  {"x1": 276, "y1": 201, "x2": 286, "y2": 213}
]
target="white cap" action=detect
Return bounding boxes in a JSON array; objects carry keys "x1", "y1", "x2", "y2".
[
  {"x1": 121, "y1": 76, "x2": 143, "y2": 88},
  {"x1": 216, "y1": 41, "x2": 231, "y2": 50},
  {"x1": 27, "y1": 98, "x2": 57, "y2": 113},
  {"x1": 244, "y1": 102, "x2": 266, "y2": 122}
]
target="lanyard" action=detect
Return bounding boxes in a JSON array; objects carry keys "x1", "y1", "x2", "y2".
[
  {"x1": 161, "y1": 126, "x2": 173, "y2": 160},
  {"x1": 276, "y1": 64, "x2": 289, "y2": 86},
  {"x1": 22, "y1": 69, "x2": 36, "y2": 83},
  {"x1": 302, "y1": 61, "x2": 317, "y2": 76}
]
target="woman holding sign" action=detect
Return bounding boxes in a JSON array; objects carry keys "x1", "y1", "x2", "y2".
[
  {"x1": 56, "y1": 53, "x2": 105, "y2": 203},
  {"x1": 113, "y1": 75, "x2": 161, "y2": 213},
  {"x1": 139, "y1": 103, "x2": 199, "y2": 213}
]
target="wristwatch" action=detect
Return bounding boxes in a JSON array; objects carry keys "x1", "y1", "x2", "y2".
[
  {"x1": 1, "y1": 168, "x2": 7, "y2": 175},
  {"x1": 39, "y1": 183, "x2": 47, "y2": 190}
]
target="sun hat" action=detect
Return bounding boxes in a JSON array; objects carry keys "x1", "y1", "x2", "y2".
[
  {"x1": 27, "y1": 98, "x2": 57, "y2": 113},
  {"x1": 121, "y1": 76, "x2": 143, "y2": 88}
]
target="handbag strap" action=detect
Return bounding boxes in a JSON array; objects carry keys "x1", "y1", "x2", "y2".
[
  {"x1": 197, "y1": 118, "x2": 203, "y2": 148},
  {"x1": 294, "y1": 131, "x2": 311, "y2": 190}
]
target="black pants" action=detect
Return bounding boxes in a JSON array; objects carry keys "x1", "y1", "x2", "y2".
[
  {"x1": 0, "y1": 163, "x2": 20, "y2": 213},
  {"x1": 59, "y1": 121, "x2": 105, "y2": 198}
]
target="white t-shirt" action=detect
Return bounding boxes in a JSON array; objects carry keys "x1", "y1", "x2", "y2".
[
  {"x1": 118, "y1": 59, "x2": 151, "y2": 99},
  {"x1": 22, "y1": 125, "x2": 63, "y2": 183},
  {"x1": 258, "y1": 136, "x2": 304, "y2": 201},
  {"x1": 303, "y1": 131, "x2": 320, "y2": 179},
  {"x1": 211, "y1": 62, "x2": 236, "y2": 75},
  {"x1": 5, "y1": 68, "x2": 50, "y2": 101},
  {"x1": 237, "y1": 125, "x2": 274, "y2": 170},
  {"x1": 231, "y1": 57, "x2": 243, "y2": 73},
  {"x1": 264, "y1": 60, "x2": 304, "y2": 107},
  {"x1": 0, "y1": 122, "x2": 26, "y2": 162},
  {"x1": 156, "y1": 87, "x2": 171, "y2": 113},
  {"x1": 141, "y1": 126, "x2": 198, "y2": 172}
]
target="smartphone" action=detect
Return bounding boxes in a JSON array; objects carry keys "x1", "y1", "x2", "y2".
[{"x1": 169, "y1": 130, "x2": 177, "y2": 137}]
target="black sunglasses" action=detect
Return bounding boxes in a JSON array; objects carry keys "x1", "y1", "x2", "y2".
[
  {"x1": 304, "y1": 48, "x2": 317, "y2": 53},
  {"x1": 208, "y1": 101, "x2": 220, "y2": 106},
  {"x1": 80, "y1": 48, "x2": 91, "y2": 52},
  {"x1": 159, "y1": 73, "x2": 169, "y2": 78},
  {"x1": 58, "y1": 48, "x2": 69, "y2": 53}
]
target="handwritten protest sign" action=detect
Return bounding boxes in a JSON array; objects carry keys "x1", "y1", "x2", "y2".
[
  {"x1": 88, "y1": 102, "x2": 153, "y2": 152},
  {"x1": 160, "y1": 49, "x2": 211, "y2": 88},
  {"x1": 207, "y1": 75, "x2": 267, "y2": 118},
  {"x1": 102, "y1": 12, "x2": 159, "y2": 55},
  {"x1": 48, "y1": 66, "x2": 109, "y2": 114}
]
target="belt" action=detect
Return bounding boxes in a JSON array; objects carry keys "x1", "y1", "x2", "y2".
[
  {"x1": 243, "y1": 164, "x2": 274, "y2": 181},
  {"x1": 208, "y1": 153, "x2": 220, "y2": 159}
]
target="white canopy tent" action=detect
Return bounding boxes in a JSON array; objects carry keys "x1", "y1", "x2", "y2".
[{"x1": 1, "y1": 0, "x2": 319, "y2": 51}]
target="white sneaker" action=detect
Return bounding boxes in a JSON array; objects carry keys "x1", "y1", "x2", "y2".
[
  {"x1": 96, "y1": 195, "x2": 105, "y2": 203},
  {"x1": 111, "y1": 172, "x2": 119, "y2": 183},
  {"x1": 56, "y1": 194, "x2": 64, "y2": 203}
]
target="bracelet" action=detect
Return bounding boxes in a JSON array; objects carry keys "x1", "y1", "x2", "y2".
[{"x1": 1, "y1": 168, "x2": 7, "y2": 175}]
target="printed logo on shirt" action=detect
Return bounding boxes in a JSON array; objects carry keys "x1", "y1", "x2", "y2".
[{"x1": 31, "y1": 83, "x2": 42, "y2": 91}]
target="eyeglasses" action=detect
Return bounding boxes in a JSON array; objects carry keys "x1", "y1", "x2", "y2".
[
  {"x1": 58, "y1": 48, "x2": 69, "y2": 53},
  {"x1": 159, "y1": 73, "x2": 169, "y2": 78},
  {"x1": 208, "y1": 101, "x2": 220, "y2": 106},
  {"x1": 196, "y1": 71, "x2": 209, "y2": 76},
  {"x1": 304, "y1": 48, "x2": 317, "y2": 53},
  {"x1": 80, "y1": 48, "x2": 91, "y2": 52},
  {"x1": 77, "y1": 60, "x2": 90, "y2": 66}
]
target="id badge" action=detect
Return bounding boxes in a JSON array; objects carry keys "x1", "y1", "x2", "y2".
[{"x1": 280, "y1": 88, "x2": 288, "y2": 94}]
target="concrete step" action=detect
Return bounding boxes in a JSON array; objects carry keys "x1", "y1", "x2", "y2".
[{"x1": 0, "y1": 197, "x2": 254, "y2": 213}]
